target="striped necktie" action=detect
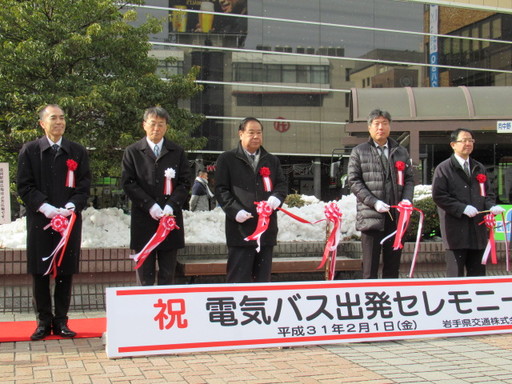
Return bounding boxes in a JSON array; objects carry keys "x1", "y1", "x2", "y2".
[
  {"x1": 463, "y1": 161, "x2": 470, "y2": 176},
  {"x1": 154, "y1": 145, "x2": 160, "y2": 157}
]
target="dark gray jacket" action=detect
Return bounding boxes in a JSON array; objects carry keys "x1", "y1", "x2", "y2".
[{"x1": 348, "y1": 137, "x2": 414, "y2": 232}]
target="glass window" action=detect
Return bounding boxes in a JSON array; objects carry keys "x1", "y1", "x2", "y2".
[
  {"x1": 311, "y1": 65, "x2": 328, "y2": 83},
  {"x1": 471, "y1": 26, "x2": 480, "y2": 52},
  {"x1": 297, "y1": 66, "x2": 310, "y2": 83},
  {"x1": 492, "y1": 17, "x2": 502, "y2": 39},
  {"x1": 282, "y1": 65, "x2": 297, "y2": 83},
  {"x1": 481, "y1": 21, "x2": 490, "y2": 49},
  {"x1": 252, "y1": 63, "x2": 264, "y2": 82},
  {"x1": 266, "y1": 64, "x2": 282, "y2": 82}
]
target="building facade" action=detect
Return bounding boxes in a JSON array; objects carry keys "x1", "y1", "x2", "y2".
[{"x1": 135, "y1": 0, "x2": 512, "y2": 201}]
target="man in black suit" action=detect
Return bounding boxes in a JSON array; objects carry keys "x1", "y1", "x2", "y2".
[
  {"x1": 122, "y1": 106, "x2": 191, "y2": 286},
  {"x1": 215, "y1": 117, "x2": 287, "y2": 283},
  {"x1": 17, "y1": 104, "x2": 91, "y2": 340}
]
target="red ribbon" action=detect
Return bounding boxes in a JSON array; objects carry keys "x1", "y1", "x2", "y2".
[
  {"x1": 66, "y1": 159, "x2": 78, "y2": 188},
  {"x1": 316, "y1": 202, "x2": 342, "y2": 280},
  {"x1": 244, "y1": 201, "x2": 273, "y2": 252},
  {"x1": 259, "y1": 167, "x2": 273, "y2": 192},
  {"x1": 42, "y1": 212, "x2": 77, "y2": 278},
  {"x1": 480, "y1": 213, "x2": 498, "y2": 265},
  {"x1": 380, "y1": 201, "x2": 424, "y2": 278},
  {"x1": 395, "y1": 161, "x2": 406, "y2": 186},
  {"x1": 130, "y1": 215, "x2": 179, "y2": 269},
  {"x1": 164, "y1": 178, "x2": 172, "y2": 195},
  {"x1": 164, "y1": 168, "x2": 175, "y2": 196},
  {"x1": 277, "y1": 206, "x2": 324, "y2": 225},
  {"x1": 476, "y1": 174, "x2": 486, "y2": 197}
]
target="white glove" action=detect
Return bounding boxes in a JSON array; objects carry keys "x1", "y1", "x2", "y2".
[
  {"x1": 463, "y1": 205, "x2": 478, "y2": 218},
  {"x1": 58, "y1": 202, "x2": 76, "y2": 217},
  {"x1": 267, "y1": 196, "x2": 281, "y2": 210},
  {"x1": 163, "y1": 204, "x2": 174, "y2": 216},
  {"x1": 490, "y1": 205, "x2": 506, "y2": 215},
  {"x1": 39, "y1": 203, "x2": 59, "y2": 219},
  {"x1": 149, "y1": 203, "x2": 164, "y2": 221},
  {"x1": 374, "y1": 200, "x2": 390, "y2": 213},
  {"x1": 235, "y1": 210, "x2": 253, "y2": 223}
]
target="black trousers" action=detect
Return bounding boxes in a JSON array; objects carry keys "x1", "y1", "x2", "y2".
[
  {"x1": 445, "y1": 249, "x2": 486, "y2": 277},
  {"x1": 136, "y1": 249, "x2": 178, "y2": 286},
  {"x1": 226, "y1": 246, "x2": 273, "y2": 283},
  {"x1": 361, "y1": 214, "x2": 402, "y2": 279},
  {"x1": 32, "y1": 274, "x2": 73, "y2": 325}
]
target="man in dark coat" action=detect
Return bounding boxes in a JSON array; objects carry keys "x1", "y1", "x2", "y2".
[
  {"x1": 122, "y1": 106, "x2": 191, "y2": 286},
  {"x1": 432, "y1": 128, "x2": 503, "y2": 277},
  {"x1": 348, "y1": 109, "x2": 415, "y2": 279},
  {"x1": 17, "y1": 104, "x2": 91, "y2": 340},
  {"x1": 215, "y1": 117, "x2": 287, "y2": 283},
  {"x1": 190, "y1": 170, "x2": 213, "y2": 211}
]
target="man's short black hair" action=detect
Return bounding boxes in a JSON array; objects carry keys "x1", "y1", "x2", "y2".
[
  {"x1": 238, "y1": 117, "x2": 263, "y2": 131},
  {"x1": 450, "y1": 128, "x2": 474, "y2": 143},
  {"x1": 367, "y1": 109, "x2": 392, "y2": 125}
]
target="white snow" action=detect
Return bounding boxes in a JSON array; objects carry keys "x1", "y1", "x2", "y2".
[{"x1": 0, "y1": 186, "x2": 432, "y2": 249}]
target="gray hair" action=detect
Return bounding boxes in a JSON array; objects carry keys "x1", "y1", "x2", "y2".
[
  {"x1": 38, "y1": 104, "x2": 63, "y2": 120},
  {"x1": 143, "y1": 106, "x2": 170, "y2": 123}
]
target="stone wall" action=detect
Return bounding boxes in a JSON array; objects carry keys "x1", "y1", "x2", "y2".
[{"x1": 1, "y1": 241, "x2": 511, "y2": 313}]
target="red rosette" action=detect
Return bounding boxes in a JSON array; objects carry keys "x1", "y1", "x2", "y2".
[
  {"x1": 395, "y1": 161, "x2": 406, "y2": 186},
  {"x1": 259, "y1": 167, "x2": 273, "y2": 192},
  {"x1": 395, "y1": 161, "x2": 406, "y2": 171},
  {"x1": 66, "y1": 159, "x2": 78, "y2": 188},
  {"x1": 66, "y1": 159, "x2": 78, "y2": 171},
  {"x1": 259, "y1": 167, "x2": 271, "y2": 177},
  {"x1": 50, "y1": 214, "x2": 69, "y2": 234},
  {"x1": 476, "y1": 173, "x2": 486, "y2": 196},
  {"x1": 476, "y1": 173, "x2": 487, "y2": 183}
]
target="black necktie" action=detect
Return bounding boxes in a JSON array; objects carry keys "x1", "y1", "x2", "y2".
[{"x1": 52, "y1": 144, "x2": 60, "y2": 158}]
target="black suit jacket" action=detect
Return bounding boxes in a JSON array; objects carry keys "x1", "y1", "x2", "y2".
[
  {"x1": 121, "y1": 137, "x2": 191, "y2": 251},
  {"x1": 17, "y1": 136, "x2": 91, "y2": 274}
]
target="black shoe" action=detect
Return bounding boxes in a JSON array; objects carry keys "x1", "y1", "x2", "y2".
[
  {"x1": 31, "y1": 324, "x2": 52, "y2": 341},
  {"x1": 52, "y1": 323, "x2": 77, "y2": 338}
]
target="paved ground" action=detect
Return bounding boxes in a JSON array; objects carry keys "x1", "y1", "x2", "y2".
[{"x1": 2, "y1": 311, "x2": 512, "y2": 384}]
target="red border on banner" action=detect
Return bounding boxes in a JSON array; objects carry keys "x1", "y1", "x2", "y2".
[
  {"x1": 118, "y1": 324, "x2": 512, "y2": 353},
  {"x1": 116, "y1": 277, "x2": 512, "y2": 296}
]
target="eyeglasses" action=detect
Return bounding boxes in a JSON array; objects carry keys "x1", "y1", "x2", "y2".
[{"x1": 454, "y1": 139, "x2": 475, "y2": 144}]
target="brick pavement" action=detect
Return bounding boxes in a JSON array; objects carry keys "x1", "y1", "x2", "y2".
[{"x1": 2, "y1": 311, "x2": 512, "y2": 384}]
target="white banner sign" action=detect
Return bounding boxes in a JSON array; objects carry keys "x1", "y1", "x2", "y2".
[
  {"x1": 0, "y1": 163, "x2": 11, "y2": 224},
  {"x1": 497, "y1": 121, "x2": 512, "y2": 133},
  {"x1": 106, "y1": 276, "x2": 512, "y2": 358}
]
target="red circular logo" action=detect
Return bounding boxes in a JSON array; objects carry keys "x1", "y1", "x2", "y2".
[{"x1": 273, "y1": 117, "x2": 290, "y2": 133}]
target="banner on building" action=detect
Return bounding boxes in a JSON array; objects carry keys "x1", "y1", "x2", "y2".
[
  {"x1": 170, "y1": 0, "x2": 248, "y2": 35},
  {"x1": 497, "y1": 121, "x2": 512, "y2": 134},
  {"x1": 0, "y1": 163, "x2": 11, "y2": 224},
  {"x1": 429, "y1": 5, "x2": 439, "y2": 87},
  {"x1": 106, "y1": 276, "x2": 512, "y2": 358}
]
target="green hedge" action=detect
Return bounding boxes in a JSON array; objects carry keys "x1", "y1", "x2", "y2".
[{"x1": 404, "y1": 196, "x2": 440, "y2": 242}]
